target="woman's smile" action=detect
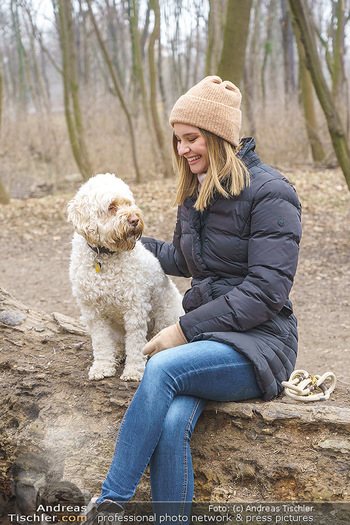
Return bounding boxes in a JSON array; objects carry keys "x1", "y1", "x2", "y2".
[{"x1": 186, "y1": 155, "x2": 201, "y2": 165}]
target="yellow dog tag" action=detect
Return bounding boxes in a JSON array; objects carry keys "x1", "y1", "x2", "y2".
[{"x1": 95, "y1": 262, "x2": 101, "y2": 273}]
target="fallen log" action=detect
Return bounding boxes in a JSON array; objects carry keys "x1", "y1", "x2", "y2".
[{"x1": 0, "y1": 286, "x2": 349, "y2": 522}]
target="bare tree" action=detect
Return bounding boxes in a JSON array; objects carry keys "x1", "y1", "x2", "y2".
[
  {"x1": 218, "y1": 0, "x2": 253, "y2": 85},
  {"x1": 10, "y1": 0, "x2": 28, "y2": 111},
  {"x1": 313, "y1": 0, "x2": 350, "y2": 136},
  {"x1": 205, "y1": 0, "x2": 222, "y2": 76},
  {"x1": 0, "y1": 51, "x2": 10, "y2": 206},
  {"x1": 293, "y1": 16, "x2": 325, "y2": 162},
  {"x1": 289, "y1": 0, "x2": 350, "y2": 188},
  {"x1": 127, "y1": 0, "x2": 150, "y2": 123},
  {"x1": 86, "y1": 0, "x2": 142, "y2": 182},
  {"x1": 330, "y1": 0, "x2": 349, "y2": 136},
  {"x1": 244, "y1": 0, "x2": 260, "y2": 136},
  {"x1": 53, "y1": 0, "x2": 93, "y2": 181},
  {"x1": 148, "y1": 0, "x2": 171, "y2": 178},
  {"x1": 0, "y1": 178, "x2": 10, "y2": 204},
  {"x1": 0, "y1": 48, "x2": 2, "y2": 134},
  {"x1": 281, "y1": 0, "x2": 296, "y2": 103},
  {"x1": 0, "y1": 52, "x2": 10, "y2": 205},
  {"x1": 261, "y1": 0, "x2": 278, "y2": 104}
]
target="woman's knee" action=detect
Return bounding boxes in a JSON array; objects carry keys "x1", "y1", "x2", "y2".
[
  {"x1": 143, "y1": 349, "x2": 178, "y2": 381},
  {"x1": 143, "y1": 352, "x2": 167, "y2": 379}
]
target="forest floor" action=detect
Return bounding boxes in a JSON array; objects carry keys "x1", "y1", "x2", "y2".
[{"x1": 1, "y1": 166, "x2": 350, "y2": 383}]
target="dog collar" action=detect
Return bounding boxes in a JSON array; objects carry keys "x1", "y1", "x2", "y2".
[
  {"x1": 87, "y1": 243, "x2": 116, "y2": 255},
  {"x1": 87, "y1": 243, "x2": 116, "y2": 273}
]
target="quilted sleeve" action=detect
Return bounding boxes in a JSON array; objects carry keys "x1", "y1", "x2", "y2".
[{"x1": 141, "y1": 236, "x2": 191, "y2": 278}]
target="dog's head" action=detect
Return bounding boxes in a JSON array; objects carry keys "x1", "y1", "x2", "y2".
[{"x1": 67, "y1": 173, "x2": 144, "y2": 252}]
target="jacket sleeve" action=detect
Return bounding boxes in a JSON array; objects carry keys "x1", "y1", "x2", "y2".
[
  {"x1": 179, "y1": 178, "x2": 302, "y2": 341},
  {"x1": 141, "y1": 237, "x2": 191, "y2": 277}
]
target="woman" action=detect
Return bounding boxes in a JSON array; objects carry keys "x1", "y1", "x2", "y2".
[{"x1": 87, "y1": 76, "x2": 302, "y2": 524}]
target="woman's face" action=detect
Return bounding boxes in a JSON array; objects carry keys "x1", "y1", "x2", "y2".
[{"x1": 173, "y1": 123, "x2": 209, "y2": 174}]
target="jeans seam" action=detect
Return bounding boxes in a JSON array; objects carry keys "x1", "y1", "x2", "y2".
[
  {"x1": 113, "y1": 405, "x2": 130, "y2": 452},
  {"x1": 175, "y1": 361, "x2": 250, "y2": 385},
  {"x1": 180, "y1": 398, "x2": 202, "y2": 513}
]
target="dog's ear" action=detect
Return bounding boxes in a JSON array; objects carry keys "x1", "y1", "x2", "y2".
[
  {"x1": 67, "y1": 196, "x2": 89, "y2": 232},
  {"x1": 67, "y1": 197, "x2": 80, "y2": 227},
  {"x1": 67, "y1": 196, "x2": 100, "y2": 245}
]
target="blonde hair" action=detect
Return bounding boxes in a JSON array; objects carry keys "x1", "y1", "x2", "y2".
[{"x1": 173, "y1": 129, "x2": 250, "y2": 211}]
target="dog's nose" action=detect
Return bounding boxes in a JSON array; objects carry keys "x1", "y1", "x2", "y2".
[{"x1": 128, "y1": 216, "x2": 139, "y2": 227}]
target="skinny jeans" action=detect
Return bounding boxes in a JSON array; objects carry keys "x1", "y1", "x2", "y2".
[{"x1": 97, "y1": 341, "x2": 262, "y2": 524}]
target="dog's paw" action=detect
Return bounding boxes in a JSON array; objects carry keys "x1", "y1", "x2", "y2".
[
  {"x1": 88, "y1": 362, "x2": 116, "y2": 380},
  {"x1": 120, "y1": 366, "x2": 144, "y2": 382}
]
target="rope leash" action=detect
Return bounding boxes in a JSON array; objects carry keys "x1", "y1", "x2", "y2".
[{"x1": 282, "y1": 369, "x2": 336, "y2": 402}]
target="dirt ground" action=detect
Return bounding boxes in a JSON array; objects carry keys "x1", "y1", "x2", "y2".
[{"x1": 1, "y1": 166, "x2": 350, "y2": 383}]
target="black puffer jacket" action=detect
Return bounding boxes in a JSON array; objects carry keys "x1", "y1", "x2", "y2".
[{"x1": 142, "y1": 138, "x2": 302, "y2": 400}]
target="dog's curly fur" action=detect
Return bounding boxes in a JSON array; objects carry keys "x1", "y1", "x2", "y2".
[{"x1": 67, "y1": 173, "x2": 184, "y2": 381}]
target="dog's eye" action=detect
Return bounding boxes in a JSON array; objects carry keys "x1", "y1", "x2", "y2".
[{"x1": 108, "y1": 203, "x2": 118, "y2": 214}]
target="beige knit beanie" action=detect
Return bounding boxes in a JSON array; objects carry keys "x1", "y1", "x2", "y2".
[{"x1": 169, "y1": 76, "x2": 242, "y2": 147}]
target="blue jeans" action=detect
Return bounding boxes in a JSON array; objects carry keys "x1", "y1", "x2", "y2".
[{"x1": 97, "y1": 341, "x2": 261, "y2": 523}]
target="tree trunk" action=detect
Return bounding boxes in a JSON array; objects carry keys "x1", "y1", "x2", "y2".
[
  {"x1": 76, "y1": 0, "x2": 90, "y2": 87},
  {"x1": 281, "y1": 0, "x2": 296, "y2": 104},
  {"x1": 10, "y1": 0, "x2": 27, "y2": 112},
  {"x1": 193, "y1": 3, "x2": 201, "y2": 86},
  {"x1": 55, "y1": 0, "x2": 93, "y2": 181},
  {"x1": 332, "y1": 0, "x2": 346, "y2": 99},
  {"x1": 0, "y1": 177, "x2": 10, "y2": 204},
  {"x1": 293, "y1": 18, "x2": 325, "y2": 162},
  {"x1": 261, "y1": 0, "x2": 277, "y2": 105},
  {"x1": 289, "y1": 0, "x2": 350, "y2": 190},
  {"x1": 158, "y1": 25, "x2": 168, "y2": 124},
  {"x1": 1, "y1": 285, "x2": 350, "y2": 512},
  {"x1": 217, "y1": 0, "x2": 253, "y2": 85},
  {"x1": 127, "y1": 0, "x2": 150, "y2": 124},
  {"x1": 244, "y1": 0, "x2": 260, "y2": 137},
  {"x1": 332, "y1": 0, "x2": 349, "y2": 138},
  {"x1": 86, "y1": 0, "x2": 142, "y2": 183},
  {"x1": 168, "y1": 8, "x2": 183, "y2": 96},
  {"x1": 0, "y1": 48, "x2": 3, "y2": 134},
  {"x1": 205, "y1": 0, "x2": 219, "y2": 76},
  {"x1": 148, "y1": 0, "x2": 172, "y2": 178}
]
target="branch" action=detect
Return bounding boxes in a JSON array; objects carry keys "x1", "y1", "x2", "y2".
[{"x1": 22, "y1": 0, "x2": 63, "y2": 76}]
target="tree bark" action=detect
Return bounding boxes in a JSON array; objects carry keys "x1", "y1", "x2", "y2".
[
  {"x1": 293, "y1": 18, "x2": 325, "y2": 162},
  {"x1": 289, "y1": 0, "x2": 350, "y2": 189},
  {"x1": 0, "y1": 177, "x2": 10, "y2": 204},
  {"x1": 217, "y1": 0, "x2": 253, "y2": 85},
  {"x1": 244, "y1": 0, "x2": 260, "y2": 137},
  {"x1": 281, "y1": 0, "x2": 296, "y2": 104},
  {"x1": 261, "y1": 0, "x2": 277, "y2": 104},
  {"x1": 54, "y1": 0, "x2": 93, "y2": 181},
  {"x1": 148, "y1": 0, "x2": 172, "y2": 178},
  {"x1": 10, "y1": 0, "x2": 27, "y2": 112},
  {"x1": 205, "y1": 0, "x2": 218, "y2": 76},
  {"x1": 332, "y1": 0, "x2": 349, "y2": 137},
  {"x1": 127, "y1": 0, "x2": 150, "y2": 124},
  {"x1": 0, "y1": 48, "x2": 2, "y2": 135}
]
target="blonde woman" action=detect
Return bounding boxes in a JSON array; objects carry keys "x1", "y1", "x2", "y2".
[{"x1": 87, "y1": 76, "x2": 302, "y2": 524}]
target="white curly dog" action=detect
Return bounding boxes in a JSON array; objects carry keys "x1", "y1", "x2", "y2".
[{"x1": 67, "y1": 173, "x2": 184, "y2": 381}]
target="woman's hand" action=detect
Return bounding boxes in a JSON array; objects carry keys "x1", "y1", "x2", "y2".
[{"x1": 142, "y1": 322, "x2": 187, "y2": 358}]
